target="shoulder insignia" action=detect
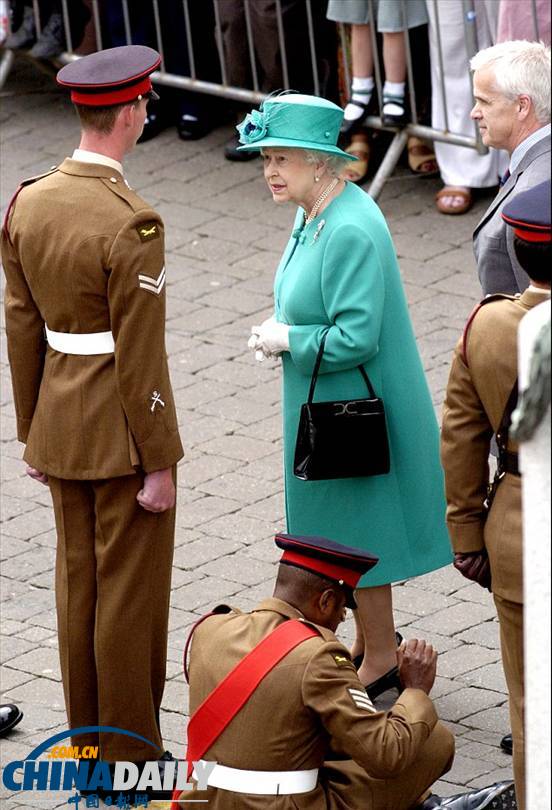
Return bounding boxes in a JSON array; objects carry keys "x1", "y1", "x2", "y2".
[
  {"x1": 333, "y1": 653, "x2": 354, "y2": 669},
  {"x1": 348, "y1": 687, "x2": 377, "y2": 713},
  {"x1": 136, "y1": 221, "x2": 160, "y2": 242},
  {"x1": 2, "y1": 167, "x2": 58, "y2": 243},
  {"x1": 462, "y1": 293, "x2": 519, "y2": 366}
]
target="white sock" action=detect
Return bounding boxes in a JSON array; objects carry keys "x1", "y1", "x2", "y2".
[
  {"x1": 344, "y1": 76, "x2": 374, "y2": 121},
  {"x1": 382, "y1": 80, "x2": 405, "y2": 115}
]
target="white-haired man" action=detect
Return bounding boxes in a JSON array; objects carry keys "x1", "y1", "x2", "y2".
[{"x1": 471, "y1": 40, "x2": 551, "y2": 295}]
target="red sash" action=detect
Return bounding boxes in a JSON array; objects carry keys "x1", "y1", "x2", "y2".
[{"x1": 171, "y1": 619, "x2": 319, "y2": 807}]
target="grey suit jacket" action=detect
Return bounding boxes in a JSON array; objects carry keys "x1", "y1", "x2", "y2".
[{"x1": 473, "y1": 134, "x2": 551, "y2": 296}]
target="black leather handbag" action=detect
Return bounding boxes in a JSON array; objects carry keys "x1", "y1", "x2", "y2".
[{"x1": 293, "y1": 333, "x2": 391, "y2": 481}]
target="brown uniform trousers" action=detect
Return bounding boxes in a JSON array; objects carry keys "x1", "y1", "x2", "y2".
[
  {"x1": 441, "y1": 288, "x2": 550, "y2": 810},
  {"x1": 2, "y1": 159, "x2": 184, "y2": 760},
  {"x1": 184, "y1": 598, "x2": 455, "y2": 809}
]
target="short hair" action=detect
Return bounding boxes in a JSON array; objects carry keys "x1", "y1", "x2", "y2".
[
  {"x1": 75, "y1": 103, "x2": 127, "y2": 135},
  {"x1": 513, "y1": 236, "x2": 551, "y2": 283},
  {"x1": 470, "y1": 41, "x2": 551, "y2": 124},
  {"x1": 303, "y1": 149, "x2": 350, "y2": 179}
]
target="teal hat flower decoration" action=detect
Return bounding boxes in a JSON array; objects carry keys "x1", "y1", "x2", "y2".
[
  {"x1": 237, "y1": 108, "x2": 269, "y2": 145},
  {"x1": 236, "y1": 93, "x2": 357, "y2": 160}
]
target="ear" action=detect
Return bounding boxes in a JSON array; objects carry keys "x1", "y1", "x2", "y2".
[
  {"x1": 518, "y1": 94, "x2": 532, "y2": 120},
  {"x1": 319, "y1": 588, "x2": 337, "y2": 614},
  {"x1": 119, "y1": 104, "x2": 135, "y2": 129}
]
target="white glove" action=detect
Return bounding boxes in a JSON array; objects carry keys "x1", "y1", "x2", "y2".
[{"x1": 248, "y1": 316, "x2": 290, "y2": 361}]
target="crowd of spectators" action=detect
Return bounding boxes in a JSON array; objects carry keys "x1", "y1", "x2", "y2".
[{"x1": 2, "y1": 0, "x2": 551, "y2": 211}]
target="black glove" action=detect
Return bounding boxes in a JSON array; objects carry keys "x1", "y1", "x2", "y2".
[{"x1": 454, "y1": 552, "x2": 492, "y2": 592}]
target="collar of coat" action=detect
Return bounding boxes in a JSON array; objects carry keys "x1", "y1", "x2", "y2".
[
  {"x1": 252, "y1": 597, "x2": 339, "y2": 643},
  {"x1": 474, "y1": 134, "x2": 551, "y2": 235},
  {"x1": 58, "y1": 157, "x2": 125, "y2": 181}
]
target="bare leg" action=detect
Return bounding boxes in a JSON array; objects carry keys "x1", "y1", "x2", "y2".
[
  {"x1": 354, "y1": 585, "x2": 397, "y2": 686},
  {"x1": 382, "y1": 31, "x2": 406, "y2": 83},
  {"x1": 351, "y1": 23, "x2": 374, "y2": 77}
]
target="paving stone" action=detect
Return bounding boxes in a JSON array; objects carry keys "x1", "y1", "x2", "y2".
[
  {"x1": 392, "y1": 585, "x2": 459, "y2": 617},
  {"x1": 197, "y1": 471, "x2": 281, "y2": 504},
  {"x1": 1, "y1": 548, "x2": 55, "y2": 581},
  {"x1": 462, "y1": 705, "x2": 512, "y2": 734},
  {"x1": 413, "y1": 602, "x2": 498, "y2": 636},
  {"x1": 176, "y1": 495, "x2": 240, "y2": 529},
  {"x1": 436, "y1": 645, "x2": 502, "y2": 679},
  {"x1": 199, "y1": 434, "x2": 275, "y2": 462},
  {"x1": 170, "y1": 576, "x2": 241, "y2": 611},
  {"x1": 173, "y1": 536, "x2": 245, "y2": 570},
  {"x1": 459, "y1": 661, "x2": 508, "y2": 693},
  {"x1": 434, "y1": 687, "x2": 505, "y2": 723},
  {"x1": 1, "y1": 507, "x2": 56, "y2": 540},
  {"x1": 5, "y1": 647, "x2": 61, "y2": 682},
  {"x1": 197, "y1": 555, "x2": 276, "y2": 586}
]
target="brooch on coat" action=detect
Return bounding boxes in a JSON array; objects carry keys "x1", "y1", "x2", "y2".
[{"x1": 311, "y1": 219, "x2": 326, "y2": 245}]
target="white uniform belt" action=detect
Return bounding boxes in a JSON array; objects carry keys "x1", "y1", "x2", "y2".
[
  {"x1": 45, "y1": 326, "x2": 114, "y2": 355},
  {"x1": 195, "y1": 761, "x2": 318, "y2": 795}
]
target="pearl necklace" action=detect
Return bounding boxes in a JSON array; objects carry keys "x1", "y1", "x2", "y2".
[{"x1": 304, "y1": 178, "x2": 339, "y2": 226}]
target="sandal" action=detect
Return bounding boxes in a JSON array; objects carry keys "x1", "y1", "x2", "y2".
[
  {"x1": 407, "y1": 136, "x2": 438, "y2": 175},
  {"x1": 435, "y1": 186, "x2": 473, "y2": 215},
  {"x1": 340, "y1": 136, "x2": 370, "y2": 185}
]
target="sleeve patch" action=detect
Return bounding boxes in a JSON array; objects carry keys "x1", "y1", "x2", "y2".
[
  {"x1": 139, "y1": 267, "x2": 166, "y2": 295},
  {"x1": 348, "y1": 687, "x2": 377, "y2": 713},
  {"x1": 333, "y1": 653, "x2": 354, "y2": 669},
  {"x1": 136, "y1": 222, "x2": 160, "y2": 242}
]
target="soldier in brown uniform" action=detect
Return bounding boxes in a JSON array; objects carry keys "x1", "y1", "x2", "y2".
[
  {"x1": 172, "y1": 534, "x2": 516, "y2": 809},
  {"x1": 441, "y1": 180, "x2": 551, "y2": 810},
  {"x1": 1, "y1": 46, "x2": 184, "y2": 774}
]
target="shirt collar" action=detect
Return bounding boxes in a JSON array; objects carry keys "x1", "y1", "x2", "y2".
[
  {"x1": 509, "y1": 124, "x2": 551, "y2": 174},
  {"x1": 72, "y1": 149, "x2": 124, "y2": 177},
  {"x1": 528, "y1": 284, "x2": 551, "y2": 296}
]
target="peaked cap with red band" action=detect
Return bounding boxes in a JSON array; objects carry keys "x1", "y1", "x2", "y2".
[
  {"x1": 502, "y1": 179, "x2": 551, "y2": 243},
  {"x1": 57, "y1": 45, "x2": 160, "y2": 107},
  {"x1": 275, "y1": 533, "x2": 378, "y2": 607}
]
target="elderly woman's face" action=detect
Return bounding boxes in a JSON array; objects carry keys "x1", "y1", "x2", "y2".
[{"x1": 262, "y1": 148, "x2": 318, "y2": 207}]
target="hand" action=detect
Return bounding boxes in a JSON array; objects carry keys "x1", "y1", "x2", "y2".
[
  {"x1": 249, "y1": 316, "x2": 290, "y2": 359},
  {"x1": 454, "y1": 552, "x2": 492, "y2": 591},
  {"x1": 26, "y1": 466, "x2": 48, "y2": 486},
  {"x1": 136, "y1": 468, "x2": 175, "y2": 513},
  {"x1": 397, "y1": 639, "x2": 437, "y2": 695}
]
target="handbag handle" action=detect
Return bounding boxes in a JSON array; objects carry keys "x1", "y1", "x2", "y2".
[{"x1": 307, "y1": 331, "x2": 377, "y2": 403}]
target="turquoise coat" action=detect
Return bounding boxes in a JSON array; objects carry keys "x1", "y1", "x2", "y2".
[{"x1": 274, "y1": 182, "x2": 452, "y2": 587}]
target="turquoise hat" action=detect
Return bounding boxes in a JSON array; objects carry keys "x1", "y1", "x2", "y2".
[{"x1": 236, "y1": 93, "x2": 356, "y2": 160}]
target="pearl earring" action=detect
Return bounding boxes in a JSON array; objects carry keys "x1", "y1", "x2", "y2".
[{"x1": 315, "y1": 176, "x2": 320, "y2": 182}]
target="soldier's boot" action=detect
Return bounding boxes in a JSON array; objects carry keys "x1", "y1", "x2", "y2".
[
  {"x1": 5, "y1": 5, "x2": 36, "y2": 49},
  {"x1": 29, "y1": 11, "x2": 65, "y2": 59},
  {"x1": 419, "y1": 781, "x2": 516, "y2": 810}
]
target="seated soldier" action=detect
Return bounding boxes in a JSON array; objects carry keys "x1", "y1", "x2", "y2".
[{"x1": 172, "y1": 534, "x2": 516, "y2": 810}]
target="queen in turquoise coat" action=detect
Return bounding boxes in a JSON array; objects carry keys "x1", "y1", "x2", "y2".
[{"x1": 243, "y1": 93, "x2": 452, "y2": 695}]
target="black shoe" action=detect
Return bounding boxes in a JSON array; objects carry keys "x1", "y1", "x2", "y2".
[
  {"x1": 381, "y1": 94, "x2": 408, "y2": 128},
  {"x1": 500, "y1": 733, "x2": 513, "y2": 755},
  {"x1": 0, "y1": 704, "x2": 23, "y2": 737},
  {"x1": 340, "y1": 100, "x2": 371, "y2": 137},
  {"x1": 421, "y1": 782, "x2": 517, "y2": 809},
  {"x1": 224, "y1": 133, "x2": 258, "y2": 161},
  {"x1": 138, "y1": 102, "x2": 173, "y2": 143},
  {"x1": 177, "y1": 111, "x2": 212, "y2": 141},
  {"x1": 5, "y1": 6, "x2": 36, "y2": 49},
  {"x1": 29, "y1": 12, "x2": 65, "y2": 59},
  {"x1": 353, "y1": 631, "x2": 403, "y2": 672}
]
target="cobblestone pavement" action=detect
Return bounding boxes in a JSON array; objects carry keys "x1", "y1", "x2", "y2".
[{"x1": 1, "y1": 58, "x2": 514, "y2": 807}]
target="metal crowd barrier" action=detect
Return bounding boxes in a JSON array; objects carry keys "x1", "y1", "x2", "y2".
[{"x1": 0, "y1": 0, "x2": 545, "y2": 198}]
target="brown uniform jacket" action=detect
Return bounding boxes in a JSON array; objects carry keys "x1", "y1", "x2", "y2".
[
  {"x1": 1, "y1": 159, "x2": 183, "y2": 478},
  {"x1": 186, "y1": 597, "x2": 440, "y2": 810},
  {"x1": 441, "y1": 288, "x2": 550, "y2": 602}
]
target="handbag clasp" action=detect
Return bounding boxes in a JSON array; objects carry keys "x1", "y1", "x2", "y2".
[{"x1": 334, "y1": 402, "x2": 360, "y2": 416}]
